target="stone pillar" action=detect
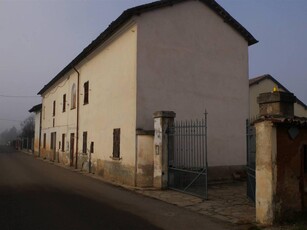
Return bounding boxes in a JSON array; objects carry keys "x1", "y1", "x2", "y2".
[
  {"x1": 255, "y1": 120, "x2": 277, "y2": 225},
  {"x1": 255, "y1": 91, "x2": 296, "y2": 225},
  {"x1": 153, "y1": 111, "x2": 176, "y2": 189}
]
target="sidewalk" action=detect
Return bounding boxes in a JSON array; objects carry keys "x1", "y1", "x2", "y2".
[
  {"x1": 135, "y1": 182, "x2": 256, "y2": 225},
  {"x1": 24, "y1": 151, "x2": 305, "y2": 229},
  {"x1": 25, "y1": 152, "x2": 256, "y2": 226},
  {"x1": 28, "y1": 151, "x2": 256, "y2": 226}
]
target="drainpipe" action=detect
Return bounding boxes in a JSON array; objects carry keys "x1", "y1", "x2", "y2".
[{"x1": 73, "y1": 67, "x2": 80, "y2": 169}]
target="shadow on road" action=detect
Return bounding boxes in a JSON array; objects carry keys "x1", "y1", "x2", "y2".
[{"x1": 0, "y1": 185, "x2": 160, "y2": 230}]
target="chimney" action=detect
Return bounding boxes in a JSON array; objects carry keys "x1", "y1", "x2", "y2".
[{"x1": 257, "y1": 91, "x2": 296, "y2": 117}]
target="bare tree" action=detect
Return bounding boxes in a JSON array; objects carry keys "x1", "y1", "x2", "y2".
[
  {"x1": 20, "y1": 115, "x2": 35, "y2": 139},
  {"x1": 0, "y1": 126, "x2": 18, "y2": 145}
]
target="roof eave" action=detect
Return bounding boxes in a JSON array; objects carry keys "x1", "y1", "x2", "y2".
[{"x1": 38, "y1": 0, "x2": 258, "y2": 95}]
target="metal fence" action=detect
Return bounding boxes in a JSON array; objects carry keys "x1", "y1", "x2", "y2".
[{"x1": 168, "y1": 113, "x2": 208, "y2": 199}]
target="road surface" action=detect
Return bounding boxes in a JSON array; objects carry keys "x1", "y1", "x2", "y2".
[{"x1": 0, "y1": 146, "x2": 237, "y2": 230}]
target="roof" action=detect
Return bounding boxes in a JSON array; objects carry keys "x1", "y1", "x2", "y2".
[
  {"x1": 29, "y1": 104, "x2": 42, "y2": 113},
  {"x1": 254, "y1": 115, "x2": 307, "y2": 127},
  {"x1": 249, "y1": 74, "x2": 307, "y2": 110},
  {"x1": 38, "y1": 0, "x2": 258, "y2": 95}
]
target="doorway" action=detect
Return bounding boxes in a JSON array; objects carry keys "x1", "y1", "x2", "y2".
[{"x1": 70, "y1": 133, "x2": 75, "y2": 167}]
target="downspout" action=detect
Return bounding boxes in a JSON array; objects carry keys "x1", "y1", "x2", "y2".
[{"x1": 73, "y1": 67, "x2": 80, "y2": 169}]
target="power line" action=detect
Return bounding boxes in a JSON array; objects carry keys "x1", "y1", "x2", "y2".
[{"x1": 0, "y1": 94, "x2": 40, "y2": 98}]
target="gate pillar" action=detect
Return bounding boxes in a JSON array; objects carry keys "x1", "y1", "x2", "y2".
[{"x1": 153, "y1": 111, "x2": 176, "y2": 189}]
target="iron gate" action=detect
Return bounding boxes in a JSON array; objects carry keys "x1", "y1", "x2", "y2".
[
  {"x1": 246, "y1": 120, "x2": 256, "y2": 203},
  {"x1": 168, "y1": 113, "x2": 208, "y2": 199}
]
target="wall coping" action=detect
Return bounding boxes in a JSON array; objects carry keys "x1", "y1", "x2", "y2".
[
  {"x1": 153, "y1": 111, "x2": 176, "y2": 118},
  {"x1": 136, "y1": 129, "x2": 154, "y2": 136}
]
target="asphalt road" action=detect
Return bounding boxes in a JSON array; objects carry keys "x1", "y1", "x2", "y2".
[{"x1": 0, "y1": 146, "x2": 237, "y2": 230}]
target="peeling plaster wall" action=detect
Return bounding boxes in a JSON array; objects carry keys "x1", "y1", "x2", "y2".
[
  {"x1": 136, "y1": 135, "x2": 154, "y2": 187},
  {"x1": 256, "y1": 121, "x2": 307, "y2": 224},
  {"x1": 255, "y1": 121, "x2": 277, "y2": 225},
  {"x1": 136, "y1": 1, "x2": 249, "y2": 167},
  {"x1": 276, "y1": 126, "x2": 307, "y2": 217}
]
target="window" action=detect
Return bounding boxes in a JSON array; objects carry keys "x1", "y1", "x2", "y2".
[
  {"x1": 62, "y1": 134, "x2": 65, "y2": 152},
  {"x1": 90, "y1": 142, "x2": 94, "y2": 153},
  {"x1": 43, "y1": 106, "x2": 45, "y2": 120},
  {"x1": 63, "y1": 94, "x2": 66, "y2": 112},
  {"x1": 112, "y1": 128, "x2": 120, "y2": 158},
  {"x1": 53, "y1": 100, "x2": 56, "y2": 116},
  {"x1": 71, "y1": 83, "x2": 76, "y2": 109},
  {"x1": 84, "y1": 81, "x2": 89, "y2": 104},
  {"x1": 43, "y1": 133, "x2": 46, "y2": 148},
  {"x1": 83, "y1": 132, "x2": 87, "y2": 153}
]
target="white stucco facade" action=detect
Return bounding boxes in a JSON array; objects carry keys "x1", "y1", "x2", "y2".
[
  {"x1": 38, "y1": 0, "x2": 256, "y2": 186},
  {"x1": 41, "y1": 23, "x2": 138, "y2": 185},
  {"x1": 136, "y1": 1, "x2": 249, "y2": 167}
]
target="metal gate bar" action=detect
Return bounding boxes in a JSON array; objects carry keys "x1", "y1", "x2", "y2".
[{"x1": 168, "y1": 112, "x2": 208, "y2": 199}]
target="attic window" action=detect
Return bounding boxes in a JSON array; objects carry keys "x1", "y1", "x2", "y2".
[{"x1": 71, "y1": 83, "x2": 76, "y2": 109}]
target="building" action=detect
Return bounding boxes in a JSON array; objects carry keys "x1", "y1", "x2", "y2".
[
  {"x1": 249, "y1": 74, "x2": 307, "y2": 119},
  {"x1": 37, "y1": 0, "x2": 257, "y2": 186},
  {"x1": 29, "y1": 104, "x2": 42, "y2": 156}
]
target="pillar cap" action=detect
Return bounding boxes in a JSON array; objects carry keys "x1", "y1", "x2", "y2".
[
  {"x1": 153, "y1": 111, "x2": 176, "y2": 118},
  {"x1": 257, "y1": 91, "x2": 296, "y2": 104}
]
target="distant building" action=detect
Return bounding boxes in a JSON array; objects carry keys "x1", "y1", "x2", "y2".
[
  {"x1": 36, "y1": 0, "x2": 257, "y2": 186},
  {"x1": 29, "y1": 103, "x2": 42, "y2": 156},
  {"x1": 249, "y1": 74, "x2": 307, "y2": 119}
]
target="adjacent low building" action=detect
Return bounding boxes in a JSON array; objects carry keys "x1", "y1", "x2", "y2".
[
  {"x1": 29, "y1": 104, "x2": 42, "y2": 156},
  {"x1": 249, "y1": 74, "x2": 307, "y2": 120}
]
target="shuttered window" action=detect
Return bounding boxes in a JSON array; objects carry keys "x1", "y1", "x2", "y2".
[
  {"x1": 62, "y1": 134, "x2": 65, "y2": 152},
  {"x1": 112, "y1": 129, "x2": 120, "y2": 158},
  {"x1": 53, "y1": 100, "x2": 56, "y2": 116},
  {"x1": 43, "y1": 133, "x2": 46, "y2": 148},
  {"x1": 71, "y1": 84, "x2": 76, "y2": 109},
  {"x1": 83, "y1": 132, "x2": 87, "y2": 154},
  {"x1": 84, "y1": 81, "x2": 89, "y2": 105},
  {"x1": 63, "y1": 94, "x2": 66, "y2": 112}
]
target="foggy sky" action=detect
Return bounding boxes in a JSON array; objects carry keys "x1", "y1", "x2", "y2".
[{"x1": 0, "y1": 0, "x2": 306, "y2": 133}]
